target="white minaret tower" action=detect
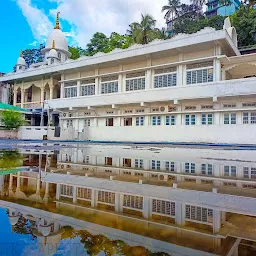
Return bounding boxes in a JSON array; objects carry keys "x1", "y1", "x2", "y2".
[{"x1": 16, "y1": 50, "x2": 26, "y2": 72}]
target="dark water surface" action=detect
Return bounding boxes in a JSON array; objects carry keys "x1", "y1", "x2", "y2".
[{"x1": 0, "y1": 142, "x2": 255, "y2": 255}]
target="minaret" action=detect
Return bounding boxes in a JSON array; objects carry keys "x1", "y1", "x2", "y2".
[
  {"x1": 16, "y1": 49, "x2": 26, "y2": 72},
  {"x1": 54, "y1": 12, "x2": 60, "y2": 30}
]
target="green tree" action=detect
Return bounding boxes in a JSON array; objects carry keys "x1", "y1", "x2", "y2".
[
  {"x1": 85, "y1": 32, "x2": 109, "y2": 56},
  {"x1": 107, "y1": 32, "x2": 134, "y2": 51},
  {"x1": 190, "y1": 0, "x2": 206, "y2": 9},
  {"x1": 162, "y1": 0, "x2": 181, "y2": 21},
  {"x1": 69, "y1": 46, "x2": 86, "y2": 59},
  {"x1": 231, "y1": 6, "x2": 256, "y2": 47},
  {"x1": 127, "y1": 14, "x2": 160, "y2": 44},
  {"x1": 1, "y1": 110, "x2": 25, "y2": 130},
  {"x1": 174, "y1": 15, "x2": 225, "y2": 34}
]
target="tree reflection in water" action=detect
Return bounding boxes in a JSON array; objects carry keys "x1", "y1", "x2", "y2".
[{"x1": 62, "y1": 226, "x2": 170, "y2": 256}]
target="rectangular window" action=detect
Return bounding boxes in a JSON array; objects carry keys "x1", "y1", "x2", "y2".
[
  {"x1": 124, "y1": 118, "x2": 132, "y2": 126},
  {"x1": 106, "y1": 118, "x2": 114, "y2": 126},
  {"x1": 101, "y1": 79, "x2": 118, "y2": 94},
  {"x1": 123, "y1": 158, "x2": 132, "y2": 168},
  {"x1": 185, "y1": 115, "x2": 196, "y2": 125},
  {"x1": 135, "y1": 159, "x2": 143, "y2": 169},
  {"x1": 165, "y1": 115, "x2": 176, "y2": 125},
  {"x1": 166, "y1": 161, "x2": 175, "y2": 172},
  {"x1": 224, "y1": 113, "x2": 236, "y2": 124},
  {"x1": 201, "y1": 164, "x2": 213, "y2": 175},
  {"x1": 126, "y1": 77, "x2": 146, "y2": 91},
  {"x1": 154, "y1": 73, "x2": 177, "y2": 88},
  {"x1": 186, "y1": 63, "x2": 213, "y2": 85},
  {"x1": 123, "y1": 195, "x2": 143, "y2": 209},
  {"x1": 152, "y1": 160, "x2": 160, "y2": 170},
  {"x1": 185, "y1": 205, "x2": 213, "y2": 223},
  {"x1": 136, "y1": 116, "x2": 144, "y2": 126},
  {"x1": 81, "y1": 84, "x2": 95, "y2": 96},
  {"x1": 105, "y1": 157, "x2": 112, "y2": 166},
  {"x1": 202, "y1": 113, "x2": 213, "y2": 125},
  {"x1": 64, "y1": 87, "x2": 77, "y2": 98},
  {"x1": 185, "y1": 163, "x2": 196, "y2": 174},
  {"x1": 224, "y1": 166, "x2": 236, "y2": 177},
  {"x1": 67, "y1": 120, "x2": 73, "y2": 128},
  {"x1": 152, "y1": 199, "x2": 175, "y2": 216},
  {"x1": 152, "y1": 116, "x2": 161, "y2": 126},
  {"x1": 243, "y1": 112, "x2": 256, "y2": 124},
  {"x1": 84, "y1": 119, "x2": 91, "y2": 127}
]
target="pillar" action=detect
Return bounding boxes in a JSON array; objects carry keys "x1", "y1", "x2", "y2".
[
  {"x1": 43, "y1": 182, "x2": 49, "y2": 202},
  {"x1": 9, "y1": 174, "x2": 13, "y2": 190},
  {"x1": 36, "y1": 175, "x2": 40, "y2": 195},
  {"x1": 40, "y1": 86, "x2": 45, "y2": 107},
  {"x1": 56, "y1": 184, "x2": 60, "y2": 200},
  {"x1": 16, "y1": 172, "x2": 21, "y2": 192},
  {"x1": 91, "y1": 189, "x2": 98, "y2": 207},
  {"x1": 146, "y1": 69, "x2": 152, "y2": 90},
  {"x1": 73, "y1": 186, "x2": 77, "y2": 204},
  {"x1": 49, "y1": 85, "x2": 54, "y2": 100},
  {"x1": 175, "y1": 202, "x2": 185, "y2": 226},
  {"x1": 115, "y1": 193, "x2": 123, "y2": 213},
  {"x1": 13, "y1": 89, "x2": 17, "y2": 106},
  {"x1": 142, "y1": 197, "x2": 152, "y2": 219},
  {"x1": 60, "y1": 83, "x2": 64, "y2": 98},
  {"x1": 77, "y1": 81, "x2": 81, "y2": 97},
  {"x1": 213, "y1": 209, "x2": 221, "y2": 233},
  {"x1": 20, "y1": 88, "x2": 25, "y2": 108}
]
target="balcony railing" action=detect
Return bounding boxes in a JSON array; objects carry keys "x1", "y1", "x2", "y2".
[{"x1": 23, "y1": 101, "x2": 41, "y2": 109}]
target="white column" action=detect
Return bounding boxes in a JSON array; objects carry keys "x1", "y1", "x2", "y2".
[
  {"x1": 91, "y1": 189, "x2": 98, "y2": 207},
  {"x1": 73, "y1": 186, "x2": 77, "y2": 204},
  {"x1": 40, "y1": 86, "x2": 45, "y2": 107},
  {"x1": 36, "y1": 175, "x2": 40, "y2": 195},
  {"x1": 9, "y1": 174, "x2": 13, "y2": 190},
  {"x1": 60, "y1": 83, "x2": 64, "y2": 98},
  {"x1": 213, "y1": 209, "x2": 221, "y2": 233},
  {"x1": 20, "y1": 88, "x2": 25, "y2": 108},
  {"x1": 16, "y1": 172, "x2": 21, "y2": 192},
  {"x1": 49, "y1": 85, "x2": 54, "y2": 100},
  {"x1": 177, "y1": 65, "x2": 183, "y2": 86},
  {"x1": 13, "y1": 89, "x2": 17, "y2": 106},
  {"x1": 95, "y1": 77, "x2": 99, "y2": 95},
  {"x1": 56, "y1": 184, "x2": 61, "y2": 200},
  {"x1": 175, "y1": 202, "x2": 185, "y2": 226},
  {"x1": 44, "y1": 182, "x2": 49, "y2": 202},
  {"x1": 77, "y1": 81, "x2": 81, "y2": 97},
  {"x1": 115, "y1": 193, "x2": 123, "y2": 213},
  {"x1": 146, "y1": 69, "x2": 152, "y2": 89},
  {"x1": 118, "y1": 74, "x2": 123, "y2": 93},
  {"x1": 214, "y1": 59, "x2": 221, "y2": 82},
  {"x1": 142, "y1": 197, "x2": 152, "y2": 219}
]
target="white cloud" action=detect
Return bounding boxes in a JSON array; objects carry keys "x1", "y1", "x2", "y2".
[
  {"x1": 48, "y1": 0, "x2": 169, "y2": 47},
  {"x1": 16, "y1": 0, "x2": 191, "y2": 48},
  {"x1": 16, "y1": 0, "x2": 52, "y2": 41}
]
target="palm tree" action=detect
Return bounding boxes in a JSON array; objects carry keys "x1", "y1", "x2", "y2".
[
  {"x1": 127, "y1": 14, "x2": 158, "y2": 44},
  {"x1": 162, "y1": 0, "x2": 181, "y2": 22}
]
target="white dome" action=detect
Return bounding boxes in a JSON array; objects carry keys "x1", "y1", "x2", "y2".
[
  {"x1": 17, "y1": 57, "x2": 26, "y2": 66},
  {"x1": 39, "y1": 224, "x2": 52, "y2": 236},
  {"x1": 44, "y1": 29, "x2": 69, "y2": 53},
  {"x1": 9, "y1": 215, "x2": 19, "y2": 226},
  {"x1": 48, "y1": 48, "x2": 58, "y2": 59}
]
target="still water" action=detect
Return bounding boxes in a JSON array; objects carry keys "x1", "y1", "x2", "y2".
[{"x1": 0, "y1": 141, "x2": 255, "y2": 255}]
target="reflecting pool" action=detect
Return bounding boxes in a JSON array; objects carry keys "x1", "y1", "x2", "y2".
[{"x1": 0, "y1": 142, "x2": 255, "y2": 255}]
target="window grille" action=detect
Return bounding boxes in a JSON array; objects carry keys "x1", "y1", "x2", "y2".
[
  {"x1": 152, "y1": 199, "x2": 175, "y2": 216},
  {"x1": 123, "y1": 195, "x2": 143, "y2": 209},
  {"x1": 81, "y1": 84, "x2": 95, "y2": 96},
  {"x1": 223, "y1": 104, "x2": 236, "y2": 108},
  {"x1": 185, "y1": 204, "x2": 213, "y2": 223},
  {"x1": 154, "y1": 67, "x2": 177, "y2": 75},
  {"x1": 242, "y1": 102, "x2": 256, "y2": 107},
  {"x1": 60, "y1": 185, "x2": 73, "y2": 197},
  {"x1": 77, "y1": 188, "x2": 92, "y2": 199},
  {"x1": 136, "y1": 116, "x2": 144, "y2": 126},
  {"x1": 98, "y1": 191, "x2": 115, "y2": 204}
]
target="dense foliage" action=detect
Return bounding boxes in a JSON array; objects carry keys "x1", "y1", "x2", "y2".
[
  {"x1": 231, "y1": 6, "x2": 256, "y2": 47},
  {"x1": 1, "y1": 110, "x2": 25, "y2": 129},
  {"x1": 19, "y1": 3, "x2": 256, "y2": 65},
  {"x1": 0, "y1": 150, "x2": 23, "y2": 169}
]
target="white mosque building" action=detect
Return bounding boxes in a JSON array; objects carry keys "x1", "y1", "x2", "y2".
[{"x1": 0, "y1": 14, "x2": 256, "y2": 144}]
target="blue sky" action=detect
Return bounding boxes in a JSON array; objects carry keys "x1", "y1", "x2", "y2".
[{"x1": 0, "y1": 0, "x2": 172, "y2": 73}]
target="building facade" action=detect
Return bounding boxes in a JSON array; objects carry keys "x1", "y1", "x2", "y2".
[
  {"x1": 205, "y1": 0, "x2": 241, "y2": 18},
  {"x1": 0, "y1": 17, "x2": 256, "y2": 144}
]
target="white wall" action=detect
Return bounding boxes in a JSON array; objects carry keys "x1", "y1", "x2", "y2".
[{"x1": 18, "y1": 126, "x2": 50, "y2": 140}]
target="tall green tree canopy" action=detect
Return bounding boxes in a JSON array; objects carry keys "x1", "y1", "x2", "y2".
[
  {"x1": 1, "y1": 110, "x2": 25, "y2": 130},
  {"x1": 127, "y1": 14, "x2": 161, "y2": 44},
  {"x1": 162, "y1": 0, "x2": 181, "y2": 21},
  {"x1": 231, "y1": 6, "x2": 256, "y2": 47}
]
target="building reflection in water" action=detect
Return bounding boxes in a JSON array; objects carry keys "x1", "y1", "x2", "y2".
[{"x1": 0, "y1": 143, "x2": 256, "y2": 256}]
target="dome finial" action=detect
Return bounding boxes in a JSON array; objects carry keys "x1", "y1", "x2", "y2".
[
  {"x1": 20, "y1": 49, "x2": 23, "y2": 57},
  {"x1": 54, "y1": 12, "x2": 60, "y2": 30},
  {"x1": 52, "y1": 40, "x2": 55, "y2": 49}
]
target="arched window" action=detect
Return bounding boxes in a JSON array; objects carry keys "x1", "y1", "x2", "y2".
[
  {"x1": 51, "y1": 58, "x2": 54, "y2": 64},
  {"x1": 58, "y1": 52, "x2": 61, "y2": 59}
]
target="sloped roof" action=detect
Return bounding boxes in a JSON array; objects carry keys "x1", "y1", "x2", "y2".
[{"x1": 0, "y1": 102, "x2": 30, "y2": 113}]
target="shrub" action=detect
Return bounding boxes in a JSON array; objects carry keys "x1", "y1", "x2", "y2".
[{"x1": 1, "y1": 110, "x2": 25, "y2": 130}]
